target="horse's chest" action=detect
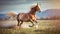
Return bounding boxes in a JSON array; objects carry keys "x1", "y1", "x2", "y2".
[{"x1": 31, "y1": 15, "x2": 36, "y2": 20}]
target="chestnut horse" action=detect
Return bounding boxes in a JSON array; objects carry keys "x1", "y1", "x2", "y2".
[{"x1": 17, "y1": 3, "x2": 41, "y2": 27}]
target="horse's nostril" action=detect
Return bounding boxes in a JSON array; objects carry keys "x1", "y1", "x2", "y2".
[{"x1": 39, "y1": 11, "x2": 41, "y2": 13}]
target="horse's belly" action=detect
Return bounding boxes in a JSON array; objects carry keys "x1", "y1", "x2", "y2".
[
  {"x1": 19, "y1": 14, "x2": 29, "y2": 21},
  {"x1": 21, "y1": 18, "x2": 29, "y2": 21}
]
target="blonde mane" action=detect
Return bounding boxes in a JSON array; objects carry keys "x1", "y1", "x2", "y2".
[{"x1": 30, "y1": 3, "x2": 40, "y2": 9}]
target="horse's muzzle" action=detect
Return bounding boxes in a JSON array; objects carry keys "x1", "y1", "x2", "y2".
[{"x1": 39, "y1": 11, "x2": 41, "y2": 13}]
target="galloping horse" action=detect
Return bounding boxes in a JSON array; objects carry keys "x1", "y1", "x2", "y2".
[{"x1": 17, "y1": 3, "x2": 41, "y2": 27}]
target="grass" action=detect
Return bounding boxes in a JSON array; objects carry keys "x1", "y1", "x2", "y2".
[
  {"x1": 0, "y1": 28, "x2": 60, "y2": 34},
  {"x1": 0, "y1": 20, "x2": 60, "y2": 34}
]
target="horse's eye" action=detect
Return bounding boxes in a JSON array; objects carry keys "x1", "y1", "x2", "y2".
[{"x1": 31, "y1": 8, "x2": 34, "y2": 9}]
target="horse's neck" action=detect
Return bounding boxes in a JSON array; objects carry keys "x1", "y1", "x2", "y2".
[{"x1": 29, "y1": 10, "x2": 36, "y2": 15}]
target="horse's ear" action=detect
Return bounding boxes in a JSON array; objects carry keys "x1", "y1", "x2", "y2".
[{"x1": 37, "y1": 3, "x2": 38, "y2": 6}]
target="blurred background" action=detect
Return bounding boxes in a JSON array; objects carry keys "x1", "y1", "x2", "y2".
[{"x1": 0, "y1": 0, "x2": 60, "y2": 20}]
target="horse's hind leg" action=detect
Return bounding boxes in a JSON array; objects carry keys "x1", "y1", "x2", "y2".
[
  {"x1": 20, "y1": 21, "x2": 23, "y2": 27},
  {"x1": 17, "y1": 20, "x2": 20, "y2": 26}
]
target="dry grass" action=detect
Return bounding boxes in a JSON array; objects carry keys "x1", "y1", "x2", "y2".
[{"x1": 0, "y1": 20, "x2": 60, "y2": 34}]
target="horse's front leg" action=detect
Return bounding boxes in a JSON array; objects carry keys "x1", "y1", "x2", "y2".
[
  {"x1": 34, "y1": 20, "x2": 39, "y2": 29},
  {"x1": 34, "y1": 20, "x2": 39, "y2": 26},
  {"x1": 29, "y1": 20, "x2": 34, "y2": 27},
  {"x1": 32, "y1": 19, "x2": 38, "y2": 23},
  {"x1": 34, "y1": 20, "x2": 38, "y2": 23}
]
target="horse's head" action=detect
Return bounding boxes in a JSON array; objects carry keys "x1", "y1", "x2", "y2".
[
  {"x1": 31, "y1": 3, "x2": 41, "y2": 13},
  {"x1": 35, "y1": 3, "x2": 41, "y2": 13}
]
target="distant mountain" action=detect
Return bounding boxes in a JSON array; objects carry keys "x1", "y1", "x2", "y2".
[
  {"x1": 36, "y1": 9, "x2": 60, "y2": 19},
  {"x1": 0, "y1": 14, "x2": 10, "y2": 20},
  {"x1": 43, "y1": 9, "x2": 60, "y2": 17}
]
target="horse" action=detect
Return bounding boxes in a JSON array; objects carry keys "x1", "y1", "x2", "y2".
[{"x1": 17, "y1": 3, "x2": 41, "y2": 27}]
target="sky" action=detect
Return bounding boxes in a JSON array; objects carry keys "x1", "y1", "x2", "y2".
[{"x1": 0, "y1": 0, "x2": 60, "y2": 14}]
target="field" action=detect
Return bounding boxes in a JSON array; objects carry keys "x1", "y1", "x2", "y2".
[{"x1": 0, "y1": 20, "x2": 60, "y2": 34}]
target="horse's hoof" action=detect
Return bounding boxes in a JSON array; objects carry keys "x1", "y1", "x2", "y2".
[
  {"x1": 29, "y1": 25, "x2": 33, "y2": 27},
  {"x1": 17, "y1": 25, "x2": 19, "y2": 26},
  {"x1": 16, "y1": 26, "x2": 21, "y2": 29}
]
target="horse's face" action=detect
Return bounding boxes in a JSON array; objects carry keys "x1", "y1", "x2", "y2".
[{"x1": 36, "y1": 4, "x2": 41, "y2": 13}]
